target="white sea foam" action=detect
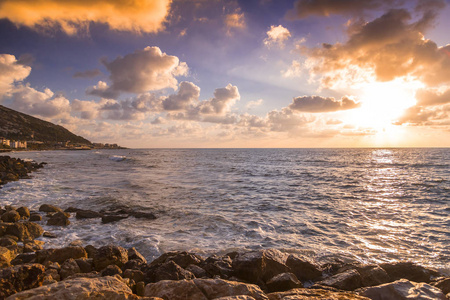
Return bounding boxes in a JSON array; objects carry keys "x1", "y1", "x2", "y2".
[{"x1": 109, "y1": 155, "x2": 127, "y2": 162}]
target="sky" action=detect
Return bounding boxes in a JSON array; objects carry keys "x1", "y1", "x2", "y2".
[{"x1": 0, "y1": 0, "x2": 450, "y2": 148}]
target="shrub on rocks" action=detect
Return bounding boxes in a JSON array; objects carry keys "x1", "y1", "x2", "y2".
[
  {"x1": 93, "y1": 245, "x2": 128, "y2": 271},
  {"x1": 0, "y1": 263, "x2": 46, "y2": 298}
]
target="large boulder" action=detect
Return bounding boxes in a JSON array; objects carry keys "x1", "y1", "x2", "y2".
[
  {"x1": 315, "y1": 269, "x2": 362, "y2": 291},
  {"x1": 232, "y1": 249, "x2": 289, "y2": 284},
  {"x1": 433, "y1": 277, "x2": 450, "y2": 294},
  {"x1": 47, "y1": 212, "x2": 70, "y2": 226},
  {"x1": 38, "y1": 204, "x2": 63, "y2": 213},
  {"x1": 93, "y1": 245, "x2": 128, "y2": 271},
  {"x1": 5, "y1": 276, "x2": 141, "y2": 300},
  {"x1": 379, "y1": 262, "x2": 439, "y2": 283},
  {"x1": 4, "y1": 222, "x2": 43, "y2": 241},
  {"x1": 199, "y1": 255, "x2": 233, "y2": 279},
  {"x1": 268, "y1": 288, "x2": 369, "y2": 300},
  {"x1": 0, "y1": 263, "x2": 46, "y2": 299},
  {"x1": 1, "y1": 211, "x2": 20, "y2": 223},
  {"x1": 127, "y1": 247, "x2": 147, "y2": 264},
  {"x1": 75, "y1": 210, "x2": 102, "y2": 219},
  {"x1": 358, "y1": 279, "x2": 446, "y2": 300},
  {"x1": 60, "y1": 258, "x2": 81, "y2": 280},
  {"x1": 36, "y1": 246, "x2": 87, "y2": 265},
  {"x1": 266, "y1": 273, "x2": 302, "y2": 293},
  {"x1": 146, "y1": 261, "x2": 195, "y2": 283},
  {"x1": 285, "y1": 254, "x2": 322, "y2": 281},
  {"x1": 0, "y1": 247, "x2": 15, "y2": 268},
  {"x1": 355, "y1": 265, "x2": 390, "y2": 287},
  {"x1": 150, "y1": 251, "x2": 203, "y2": 268},
  {"x1": 144, "y1": 278, "x2": 269, "y2": 300}
]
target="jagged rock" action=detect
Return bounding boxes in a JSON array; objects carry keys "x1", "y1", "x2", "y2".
[
  {"x1": 0, "y1": 237, "x2": 17, "y2": 247},
  {"x1": 5, "y1": 275, "x2": 141, "y2": 300},
  {"x1": 266, "y1": 272, "x2": 302, "y2": 293},
  {"x1": 1, "y1": 211, "x2": 20, "y2": 223},
  {"x1": 84, "y1": 245, "x2": 97, "y2": 258},
  {"x1": 380, "y1": 262, "x2": 439, "y2": 283},
  {"x1": 214, "y1": 296, "x2": 257, "y2": 300},
  {"x1": 123, "y1": 269, "x2": 145, "y2": 283},
  {"x1": 16, "y1": 207, "x2": 30, "y2": 219},
  {"x1": 102, "y1": 215, "x2": 128, "y2": 224},
  {"x1": 144, "y1": 278, "x2": 269, "y2": 300},
  {"x1": 4, "y1": 222, "x2": 43, "y2": 241},
  {"x1": 47, "y1": 211, "x2": 70, "y2": 226},
  {"x1": 76, "y1": 209, "x2": 102, "y2": 219},
  {"x1": 38, "y1": 204, "x2": 63, "y2": 213},
  {"x1": 150, "y1": 251, "x2": 203, "y2": 269},
  {"x1": 101, "y1": 265, "x2": 123, "y2": 277},
  {"x1": 285, "y1": 254, "x2": 322, "y2": 281},
  {"x1": 75, "y1": 258, "x2": 93, "y2": 273},
  {"x1": 136, "y1": 281, "x2": 146, "y2": 297},
  {"x1": 186, "y1": 264, "x2": 208, "y2": 278},
  {"x1": 64, "y1": 207, "x2": 81, "y2": 213},
  {"x1": 29, "y1": 214, "x2": 42, "y2": 222},
  {"x1": 43, "y1": 231, "x2": 57, "y2": 238},
  {"x1": 10, "y1": 253, "x2": 36, "y2": 265},
  {"x1": 355, "y1": 265, "x2": 390, "y2": 287},
  {"x1": 23, "y1": 240, "x2": 44, "y2": 253},
  {"x1": 358, "y1": 279, "x2": 446, "y2": 300},
  {"x1": 232, "y1": 249, "x2": 289, "y2": 284},
  {"x1": 93, "y1": 245, "x2": 128, "y2": 271},
  {"x1": 433, "y1": 277, "x2": 450, "y2": 294},
  {"x1": 131, "y1": 211, "x2": 156, "y2": 220},
  {"x1": 0, "y1": 263, "x2": 46, "y2": 298},
  {"x1": 316, "y1": 269, "x2": 363, "y2": 291},
  {"x1": 268, "y1": 288, "x2": 369, "y2": 300},
  {"x1": 36, "y1": 246, "x2": 87, "y2": 264},
  {"x1": 127, "y1": 247, "x2": 147, "y2": 264},
  {"x1": 60, "y1": 258, "x2": 81, "y2": 280},
  {"x1": 0, "y1": 246, "x2": 14, "y2": 268},
  {"x1": 200, "y1": 255, "x2": 233, "y2": 279},
  {"x1": 146, "y1": 261, "x2": 195, "y2": 283},
  {"x1": 123, "y1": 259, "x2": 145, "y2": 271}
]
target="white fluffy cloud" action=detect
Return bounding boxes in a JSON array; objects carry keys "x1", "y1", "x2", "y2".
[
  {"x1": 0, "y1": 0, "x2": 171, "y2": 35},
  {"x1": 162, "y1": 81, "x2": 200, "y2": 111},
  {"x1": 0, "y1": 54, "x2": 31, "y2": 99},
  {"x1": 264, "y1": 25, "x2": 291, "y2": 48},
  {"x1": 86, "y1": 81, "x2": 120, "y2": 99}
]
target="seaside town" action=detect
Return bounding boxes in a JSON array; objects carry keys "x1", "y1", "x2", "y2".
[{"x1": 0, "y1": 137, "x2": 123, "y2": 152}]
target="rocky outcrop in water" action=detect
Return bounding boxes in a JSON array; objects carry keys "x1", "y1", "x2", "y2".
[
  {"x1": 0, "y1": 156, "x2": 45, "y2": 187},
  {"x1": 1, "y1": 203, "x2": 449, "y2": 299}
]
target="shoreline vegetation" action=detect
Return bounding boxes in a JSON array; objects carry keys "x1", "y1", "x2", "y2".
[{"x1": 0, "y1": 157, "x2": 449, "y2": 299}]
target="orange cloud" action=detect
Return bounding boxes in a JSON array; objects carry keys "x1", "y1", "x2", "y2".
[
  {"x1": 289, "y1": 95, "x2": 360, "y2": 112},
  {"x1": 0, "y1": 0, "x2": 171, "y2": 35}
]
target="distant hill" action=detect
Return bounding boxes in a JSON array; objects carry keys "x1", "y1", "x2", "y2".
[{"x1": 0, "y1": 105, "x2": 91, "y2": 145}]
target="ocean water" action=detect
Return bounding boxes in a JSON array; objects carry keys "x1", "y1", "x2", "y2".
[{"x1": 1, "y1": 148, "x2": 449, "y2": 273}]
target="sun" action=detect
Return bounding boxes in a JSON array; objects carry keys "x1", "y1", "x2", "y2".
[{"x1": 344, "y1": 79, "x2": 422, "y2": 132}]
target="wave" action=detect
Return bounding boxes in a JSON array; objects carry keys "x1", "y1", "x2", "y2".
[{"x1": 109, "y1": 155, "x2": 127, "y2": 162}]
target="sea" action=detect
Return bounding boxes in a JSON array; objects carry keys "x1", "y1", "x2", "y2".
[{"x1": 1, "y1": 148, "x2": 449, "y2": 273}]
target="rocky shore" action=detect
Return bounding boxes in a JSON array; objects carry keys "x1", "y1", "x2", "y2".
[
  {"x1": 0, "y1": 156, "x2": 45, "y2": 188},
  {"x1": 0, "y1": 203, "x2": 449, "y2": 300}
]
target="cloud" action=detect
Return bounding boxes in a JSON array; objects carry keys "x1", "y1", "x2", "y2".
[
  {"x1": 100, "y1": 46, "x2": 188, "y2": 96},
  {"x1": 289, "y1": 95, "x2": 360, "y2": 112},
  {"x1": 394, "y1": 105, "x2": 450, "y2": 125},
  {"x1": 86, "y1": 81, "x2": 120, "y2": 99},
  {"x1": 9, "y1": 84, "x2": 71, "y2": 118},
  {"x1": 301, "y1": 8, "x2": 450, "y2": 87},
  {"x1": 73, "y1": 69, "x2": 102, "y2": 79},
  {"x1": 225, "y1": 12, "x2": 245, "y2": 35},
  {"x1": 288, "y1": 0, "x2": 404, "y2": 19},
  {"x1": 282, "y1": 60, "x2": 302, "y2": 78},
  {"x1": 98, "y1": 93, "x2": 162, "y2": 120},
  {"x1": 264, "y1": 25, "x2": 291, "y2": 48},
  {"x1": 267, "y1": 108, "x2": 313, "y2": 132},
  {"x1": 0, "y1": 0, "x2": 171, "y2": 35},
  {"x1": 162, "y1": 81, "x2": 200, "y2": 111},
  {"x1": 416, "y1": 88, "x2": 450, "y2": 106},
  {"x1": 245, "y1": 99, "x2": 263, "y2": 110},
  {"x1": 0, "y1": 54, "x2": 31, "y2": 99}
]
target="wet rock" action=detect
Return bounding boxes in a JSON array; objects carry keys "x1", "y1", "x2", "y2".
[
  {"x1": 186, "y1": 264, "x2": 208, "y2": 278},
  {"x1": 93, "y1": 245, "x2": 128, "y2": 271},
  {"x1": 123, "y1": 269, "x2": 145, "y2": 283},
  {"x1": 358, "y1": 279, "x2": 446, "y2": 300},
  {"x1": 380, "y1": 262, "x2": 439, "y2": 283},
  {"x1": 131, "y1": 211, "x2": 156, "y2": 220},
  {"x1": 60, "y1": 258, "x2": 81, "y2": 280},
  {"x1": 266, "y1": 272, "x2": 302, "y2": 293},
  {"x1": 101, "y1": 264, "x2": 123, "y2": 277},
  {"x1": 146, "y1": 260, "x2": 195, "y2": 283},
  {"x1": 232, "y1": 249, "x2": 289, "y2": 284},
  {"x1": 4, "y1": 222, "x2": 43, "y2": 241},
  {"x1": 356, "y1": 265, "x2": 390, "y2": 287},
  {"x1": 76, "y1": 209, "x2": 102, "y2": 219},
  {"x1": 10, "y1": 253, "x2": 36, "y2": 265},
  {"x1": 127, "y1": 247, "x2": 147, "y2": 264},
  {"x1": 23, "y1": 240, "x2": 44, "y2": 253},
  {"x1": 268, "y1": 288, "x2": 369, "y2": 300},
  {"x1": 433, "y1": 277, "x2": 450, "y2": 294},
  {"x1": 285, "y1": 254, "x2": 322, "y2": 281},
  {"x1": 39, "y1": 204, "x2": 63, "y2": 213},
  {"x1": 43, "y1": 231, "x2": 57, "y2": 238},
  {"x1": 0, "y1": 263, "x2": 46, "y2": 298},
  {"x1": 6, "y1": 275, "x2": 141, "y2": 300},
  {"x1": 199, "y1": 255, "x2": 234, "y2": 279},
  {"x1": 214, "y1": 296, "x2": 257, "y2": 300},
  {"x1": 84, "y1": 244, "x2": 97, "y2": 258},
  {"x1": 64, "y1": 207, "x2": 81, "y2": 213},
  {"x1": 75, "y1": 258, "x2": 93, "y2": 273},
  {"x1": 144, "y1": 278, "x2": 269, "y2": 300},
  {"x1": 316, "y1": 269, "x2": 363, "y2": 291},
  {"x1": 151, "y1": 251, "x2": 203, "y2": 269},
  {"x1": 16, "y1": 207, "x2": 30, "y2": 219},
  {"x1": 0, "y1": 246, "x2": 14, "y2": 268},
  {"x1": 123, "y1": 259, "x2": 146, "y2": 271},
  {"x1": 1, "y1": 210, "x2": 20, "y2": 223},
  {"x1": 101, "y1": 214, "x2": 128, "y2": 224},
  {"x1": 29, "y1": 213, "x2": 42, "y2": 222},
  {"x1": 47, "y1": 211, "x2": 70, "y2": 226},
  {"x1": 136, "y1": 281, "x2": 146, "y2": 297},
  {"x1": 36, "y1": 246, "x2": 88, "y2": 264},
  {"x1": 0, "y1": 236, "x2": 17, "y2": 247}
]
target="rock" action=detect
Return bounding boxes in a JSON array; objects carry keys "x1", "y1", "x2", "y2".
[
  {"x1": 0, "y1": 246, "x2": 14, "y2": 268},
  {"x1": 268, "y1": 288, "x2": 369, "y2": 300},
  {"x1": 123, "y1": 269, "x2": 145, "y2": 283},
  {"x1": 23, "y1": 240, "x2": 44, "y2": 253},
  {"x1": 75, "y1": 209, "x2": 102, "y2": 219},
  {"x1": 285, "y1": 254, "x2": 322, "y2": 281},
  {"x1": 47, "y1": 211, "x2": 70, "y2": 226},
  {"x1": 232, "y1": 249, "x2": 289, "y2": 284},
  {"x1": 101, "y1": 265, "x2": 123, "y2": 277},
  {"x1": 28, "y1": 214, "x2": 42, "y2": 222},
  {"x1": 146, "y1": 261, "x2": 195, "y2": 283},
  {"x1": 380, "y1": 262, "x2": 439, "y2": 283},
  {"x1": 36, "y1": 246, "x2": 87, "y2": 264},
  {"x1": 214, "y1": 296, "x2": 257, "y2": 300},
  {"x1": 433, "y1": 277, "x2": 450, "y2": 294},
  {"x1": 131, "y1": 211, "x2": 156, "y2": 220},
  {"x1": 60, "y1": 258, "x2": 81, "y2": 280},
  {"x1": 136, "y1": 281, "x2": 146, "y2": 296},
  {"x1": 127, "y1": 247, "x2": 147, "y2": 264},
  {"x1": 144, "y1": 278, "x2": 269, "y2": 300},
  {"x1": 43, "y1": 231, "x2": 57, "y2": 238},
  {"x1": 186, "y1": 264, "x2": 208, "y2": 278},
  {"x1": 64, "y1": 207, "x2": 81, "y2": 213},
  {"x1": 4, "y1": 206, "x2": 17, "y2": 212},
  {"x1": 0, "y1": 263, "x2": 46, "y2": 298},
  {"x1": 4, "y1": 222, "x2": 44, "y2": 241},
  {"x1": 266, "y1": 272, "x2": 302, "y2": 293},
  {"x1": 102, "y1": 215, "x2": 128, "y2": 224},
  {"x1": 75, "y1": 258, "x2": 93, "y2": 273},
  {"x1": 358, "y1": 279, "x2": 446, "y2": 300},
  {"x1": 10, "y1": 253, "x2": 36, "y2": 265},
  {"x1": 39, "y1": 204, "x2": 63, "y2": 213},
  {"x1": 123, "y1": 259, "x2": 145, "y2": 271},
  {"x1": 150, "y1": 251, "x2": 203, "y2": 269},
  {"x1": 5, "y1": 275, "x2": 141, "y2": 300},
  {"x1": 16, "y1": 207, "x2": 30, "y2": 219},
  {"x1": 200, "y1": 255, "x2": 233, "y2": 279},
  {"x1": 316, "y1": 269, "x2": 362, "y2": 291},
  {"x1": 0, "y1": 237, "x2": 17, "y2": 247},
  {"x1": 1, "y1": 211, "x2": 20, "y2": 223},
  {"x1": 93, "y1": 245, "x2": 128, "y2": 271},
  {"x1": 356, "y1": 265, "x2": 390, "y2": 287},
  {"x1": 84, "y1": 245, "x2": 97, "y2": 258}
]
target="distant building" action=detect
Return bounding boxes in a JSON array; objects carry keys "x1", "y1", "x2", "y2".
[
  {"x1": 0, "y1": 137, "x2": 10, "y2": 147},
  {"x1": 10, "y1": 141, "x2": 27, "y2": 149}
]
